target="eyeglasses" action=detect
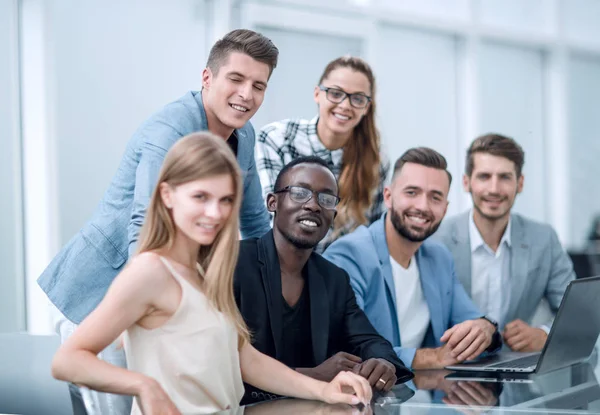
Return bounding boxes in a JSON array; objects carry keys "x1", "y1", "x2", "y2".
[
  {"x1": 274, "y1": 186, "x2": 340, "y2": 210},
  {"x1": 319, "y1": 86, "x2": 372, "y2": 109}
]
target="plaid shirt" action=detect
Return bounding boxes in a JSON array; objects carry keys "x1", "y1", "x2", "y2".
[{"x1": 256, "y1": 116, "x2": 388, "y2": 251}]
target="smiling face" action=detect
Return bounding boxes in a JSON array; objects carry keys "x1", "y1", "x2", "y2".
[
  {"x1": 384, "y1": 163, "x2": 450, "y2": 242},
  {"x1": 463, "y1": 153, "x2": 523, "y2": 222},
  {"x1": 314, "y1": 66, "x2": 371, "y2": 144},
  {"x1": 268, "y1": 163, "x2": 338, "y2": 250},
  {"x1": 202, "y1": 52, "x2": 270, "y2": 133},
  {"x1": 160, "y1": 174, "x2": 235, "y2": 246}
]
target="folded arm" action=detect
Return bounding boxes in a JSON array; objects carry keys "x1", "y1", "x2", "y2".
[{"x1": 51, "y1": 253, "x2": 171, "y2": 397}]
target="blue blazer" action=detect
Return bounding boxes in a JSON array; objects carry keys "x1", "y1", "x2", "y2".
[
  {"x1": 38, "y1": 91, "x2": 271, "y2": 323},
  {"x1": 324, "y1": 214, "x2": 485, "y2": 368}
]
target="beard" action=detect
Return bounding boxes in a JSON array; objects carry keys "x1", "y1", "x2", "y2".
[
  {"x1": 280, "y1": 228, "x2": 320, "y2": 250},
  {"x1": 389, "y1": 205, "x2": 441, "y2": 243},
  {"x1": 473, "y1": 201, "x2": 510, "y2": 221}
]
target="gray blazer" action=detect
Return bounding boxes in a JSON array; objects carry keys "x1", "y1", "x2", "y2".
[
  {"x1": 434, "y1": 211, "x2": 575, "y2": 328},
  {"x1": 38, "y1": 91, "x2": 271, "y2": 324}
]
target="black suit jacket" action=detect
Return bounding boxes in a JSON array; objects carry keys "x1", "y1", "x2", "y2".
[{"x1": 234, "y1": 231, "x2": 413, "y2": 404}]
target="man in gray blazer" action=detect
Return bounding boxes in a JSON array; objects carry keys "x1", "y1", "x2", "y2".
[{"x1": 435, "y1": 134, "x2": 575, "y2": 353}]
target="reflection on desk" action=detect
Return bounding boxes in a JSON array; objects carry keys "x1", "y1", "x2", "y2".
[
  {"x1": 211, "y1": 360, "x2": 600, "y2": 414},
  {"x1": 213, "y1": 389, "x2": 412, "y2": 415},
  {"x1": 398, "y1": 362, "x2": 600, "y2": 414}
]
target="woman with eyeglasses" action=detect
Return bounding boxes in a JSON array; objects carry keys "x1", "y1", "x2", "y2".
[{"x1": 256, "y1": 56, "x2": 387, "y2": 251}]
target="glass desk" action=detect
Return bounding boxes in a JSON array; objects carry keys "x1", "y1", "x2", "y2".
[
  {"x1": 215, "y1": 357, "x2": 600, "y2": 415},
  {"x1": 62, "y1": 349, "x2": 600, "y2": 414},
  {"x1": 4, "y1": 333, "x2": 598, "y2": 414}
]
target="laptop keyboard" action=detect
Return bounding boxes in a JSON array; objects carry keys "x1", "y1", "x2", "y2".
[{"x1": 488, "y1": 354, "x2": 539, "y2": 369}]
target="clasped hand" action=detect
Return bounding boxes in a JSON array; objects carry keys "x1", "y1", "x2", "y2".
[
  {"x1": 312, "y1": 352, "x2": 397, "y2": 391},
  {"x1": 503, "y1": 319, "x2": 547, "y2": 352},
  {"x1": 438, "y1": 318, "x2": 496, "y2": 365}
]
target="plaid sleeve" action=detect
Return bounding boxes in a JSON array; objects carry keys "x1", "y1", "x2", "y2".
[
  {"x1": 255, "y1": 123, "x2": 286, "y2": 199},
  {"x1": 367, "y1": 159, "x2": 390, "y2": 224}
]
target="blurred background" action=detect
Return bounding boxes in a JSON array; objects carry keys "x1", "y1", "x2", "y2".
[{"x1": 1, "y1": 0, "x2": 599, "y2": 334}]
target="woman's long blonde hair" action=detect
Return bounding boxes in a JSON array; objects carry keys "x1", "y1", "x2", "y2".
[
  {"x1": 319, "y1": 56, "x2": 382, "y2": 237},
  {"x1": 136, "y1": 132, "x2": 249, "y2": 345}
]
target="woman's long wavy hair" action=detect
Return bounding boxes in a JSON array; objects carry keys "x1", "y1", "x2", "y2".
[
  {"x1": 136, "y1": 132, "x2": 249, "y2": 345},
  {"x1": 319, "y1": 56, "x2": 381, "y2": 236}
]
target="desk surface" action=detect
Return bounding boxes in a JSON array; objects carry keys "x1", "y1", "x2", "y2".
[
  {"x1": 4, "y1": 334, "x2": 599, "y2": 414},
  {"x1": 65, "y1": 361, "x2": 600, "y2": 414},
  {"x1": 214, "y1": 356, "x2": 600, "y2": 415}
]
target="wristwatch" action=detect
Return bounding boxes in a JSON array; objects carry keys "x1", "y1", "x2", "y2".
[
  {"x1": 480, "y1": 315, "x2": 498, "y2": 330},
  {"x1": 480, "y1": 315, "x2": 502, "y2": 352}
]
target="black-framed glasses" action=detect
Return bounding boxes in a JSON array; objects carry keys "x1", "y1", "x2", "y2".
[
  {"x1": 274, "y1": 186, "x2": 340, "y2": 210},
  {"x1": 319, "y1": 85, "x2": 372, "y2": 109}
]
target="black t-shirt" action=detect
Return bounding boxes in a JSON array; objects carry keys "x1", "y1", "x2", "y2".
[
  {"x1": 280, "y1": 282, "x2": 314, "y2": 369},
  {"x1": 227, "y1": 132, "x2": 238, "y2": 157}
]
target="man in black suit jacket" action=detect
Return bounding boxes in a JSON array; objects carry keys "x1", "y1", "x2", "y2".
[{"x1": 235, "y1": 156, "x2": 413, "y2": 405}]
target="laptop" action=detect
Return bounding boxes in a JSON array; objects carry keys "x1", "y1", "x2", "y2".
[
  {"x1": 446, "y1": 276, "x2": 600, "y2": 374},
  {"x1": 444, "y1": 369, "x2": 534, "y2": 383}
]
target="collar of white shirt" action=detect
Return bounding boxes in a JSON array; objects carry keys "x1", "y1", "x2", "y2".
[{"x1": 469, "y1": 209, "x2": 512, "y2": 254}]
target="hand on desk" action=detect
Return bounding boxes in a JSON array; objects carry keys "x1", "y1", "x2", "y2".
[
  {"x1": 441, "y1": 319, "x2": 496, "y2": 362},
  {"x1": 413, "y1": 343, "x2": 461, "y2": 369},
  {"x1": 503, "y1": 319, "x2": 547, "y2": 352},
  {"x1": 321, "y1": 371, "x2": 372, "y2": 406},
  {"x1": 301, "y1": 352, "x2": 396, "y2": 392},
  {"x1": 304, "y1": 352, "x2": 362, "y2": 382},
  {"x1": 353, "y1": 358, "x2": 397, "y2": 392},
  {"x1": 413, "y1": 318, "x2": 496, "y2": 369}
]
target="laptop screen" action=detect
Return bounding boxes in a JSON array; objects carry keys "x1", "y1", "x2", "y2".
[{"x1": 536, "y1": 276, "x2": 600, "y2": 374}]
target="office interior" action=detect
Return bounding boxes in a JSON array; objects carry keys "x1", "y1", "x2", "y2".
[{"x1": 1, "y1": 0, "x2": 600, "y2": 413}]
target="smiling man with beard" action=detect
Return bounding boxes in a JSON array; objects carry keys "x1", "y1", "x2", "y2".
[
  {"x1": 325, "y1": 147, "x2": 501, "y2": 370},
  {"x1": 434, "y1": 134, "x2": 575, "y2": 353},
  {"x1": 234, "y1": 156, "x2": 413, "y2": 405}
]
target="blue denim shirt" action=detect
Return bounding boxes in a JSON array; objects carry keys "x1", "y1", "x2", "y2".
[{"x1": 38, "y1": 91, "x2": 271, "y2": 323}]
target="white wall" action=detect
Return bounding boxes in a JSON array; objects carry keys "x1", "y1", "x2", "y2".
[
  {"x1": 568, "y1": 54, "x2": 600, "y2": 248},
  {"x1": 19, "y1": 0, "x2": 211, "y2": 333},
  {"x1": 375, "y1": 25, "x2": 461, "y2": 214},
  {"x1": 46, "y1": 0, "x2": 209, "y2": 244},
  {"x1": 7, "y1": 0, "x2": 600, "y2": 331},
  {"x1": 0, "y1": 0, "x2": 26, "y2": 333},
  {"x1": 478, "y1": 42, "x2": 546, "y2": 221}
]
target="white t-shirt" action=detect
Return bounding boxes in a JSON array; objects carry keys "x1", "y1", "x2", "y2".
[{"x1": 390, "y1": 255, "x2": 430, "y2": 349}]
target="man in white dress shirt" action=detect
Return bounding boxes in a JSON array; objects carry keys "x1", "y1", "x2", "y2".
[{"x1": 435, "y1": 134, "x2": 575, "y2": 352}]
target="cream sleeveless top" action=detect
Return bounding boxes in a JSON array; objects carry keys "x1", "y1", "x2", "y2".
[{"x1": 123, "y1": 256, "x2": 244, "y2": 414}]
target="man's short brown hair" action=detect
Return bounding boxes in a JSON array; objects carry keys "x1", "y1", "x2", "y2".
[
  {"x1": 206, "y1": 29, "x2": 279, "y2": 77},
  {"x1": 393, "y1": 147, "x2": 452, "y2": 186},
  {"x1": 465, "y1": 133, "x2": 525, "y2": 177}
]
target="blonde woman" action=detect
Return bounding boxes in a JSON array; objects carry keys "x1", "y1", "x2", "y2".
[{"x1": 51, "y1": 132, "x2": 371, "y2": 415}]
